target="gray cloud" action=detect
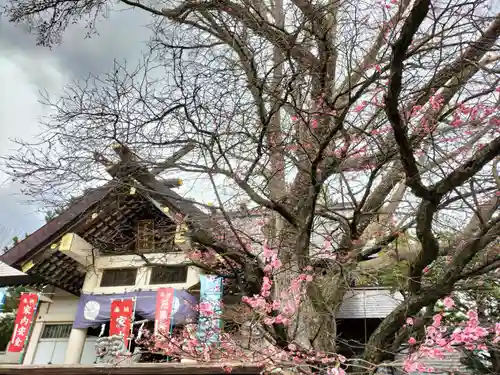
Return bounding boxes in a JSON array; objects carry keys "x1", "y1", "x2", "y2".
[
  {"x1": 0, "y1": 185, "x2": 43, "y2": 241},
  {"x1": 0, "y1": 3, "x2": 156, "y2": 235},
  {"x1": 0, "y1": 5, "x2": 154, "y2": 78}
]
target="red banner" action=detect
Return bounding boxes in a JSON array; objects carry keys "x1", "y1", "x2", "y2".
[
  {"x1": 155, "y1": 287, "x2": 175, "y2": 337},
  {"x1": 8, "y1": 293, "x2": 39, "y2": 353},
  {"x1": 109, "y1": 299, "x2": 135, "y2": 344}
]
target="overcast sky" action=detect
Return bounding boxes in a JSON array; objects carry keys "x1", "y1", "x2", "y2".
[{"x1": 0, "y1": 4, "x2": 155, "y2": 243}]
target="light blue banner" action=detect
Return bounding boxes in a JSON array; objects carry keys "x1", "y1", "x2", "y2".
[
  {"x1": 0, "y1": 288, "x2": 6, "y2": 312},
  {"x1": 196, "y1": 275, "x2": 223, "y2": 347}
]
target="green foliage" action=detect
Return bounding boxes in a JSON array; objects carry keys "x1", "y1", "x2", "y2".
[
  {"x1": 376, "y1": 261, "x2": 410, "y2": 290},
  {"x1": 356, "y1": 234, "x2": 413, "y2": 290},
  {"x1": 460, "y1": 352, "x2": 492, "y2": 375},
  {"x1": 356, "y1": 261, "x2": 410, "y2": 291},
  {"x1": 2, "y1": 287, "x2": 25, "y2": 312},
  {"x1": 0, "y1": 236, "x2": 29, "y2": 351},
  {"x1": 2, "y1": 235, "x2": 29, "y2": 252},
  {"x1": 0, "y1": 313, "x2": 15, "y2": 352},
  {"x1": 44, "y1": 208, "x2": 65, "y2": 223},
  {"x1": 0, "y1": 286, "x2": 26, "y2": 351}
]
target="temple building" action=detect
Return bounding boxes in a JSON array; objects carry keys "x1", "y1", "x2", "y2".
[{"x1": 0, "y1": 144, "x2": 465, "y2": 375}]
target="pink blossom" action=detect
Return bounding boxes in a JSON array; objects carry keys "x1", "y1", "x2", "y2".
[
  {"x1": 410, "y1": 105, "x2": 422, "y2": 116},
  {"x1": 494, "y1": 323, "x2": 500, "y2": 343},
  {"x1": 408, "y1": 337, "x2": 417, "y2": 345},
  {"x1": 263, "y1": 317, "x2": 274, "y2": 326},
  {"x1": 327, "y1": 368, "x2": 346, "y2": 375},
  {"x1": 432, "y1": 314, "x2": 443, "y2": 327},
  {"x1": 443, "y1": 297, "x2": 455, "y2": 309},
  {"x1": 323, "y1": 239, "x2": 332, "y2": 250},
  {"x1": 199, "y1": 301, "x2": 214, "y2": 315},
  {"x1": 274, "y1": 315, "x2": 290, "y2": 325},
  {"x1": 429, "y1": 93, "x2": 444, "y2": 110},
  {"x1": 354, "y1": 101, "x2": 368, "y2": 112},
  {"x1": 406, "y1": 317, "x2": 414, "y2": 326}
]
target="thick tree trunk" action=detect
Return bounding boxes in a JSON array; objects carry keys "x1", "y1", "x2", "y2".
[
  {"x1": 489, "y1": 343, "x2": 500, "y2": 373},
  {"x1": 273, "y1": 254, "x2": 343, "y2": 353}
]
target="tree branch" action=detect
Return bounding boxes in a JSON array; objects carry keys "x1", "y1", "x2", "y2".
[{"x1": 385, "y1": 0, "x2": 432, "y2": 200}]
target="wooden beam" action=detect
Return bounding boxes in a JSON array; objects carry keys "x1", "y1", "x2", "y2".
[
  {"x1": 162, "y1": 178, "x2": 184, "y2": 188},
  {"x1": 0, "y1": 364, "x2": 263, "y2": 375},
  {"x1": 106, "y1": 145, "x2": 209, "y2": 226},
  {"x1": 58, "y1": 233, "x2": 96, "y2": 268},
  {"x1": 151, "y1": 143, "x2": 196, "y2": 175},
  {"x1": 0, "y1": 275, "x2": 45, "y2": 287}
]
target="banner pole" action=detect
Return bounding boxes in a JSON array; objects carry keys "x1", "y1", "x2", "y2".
[
  {"x1": 128, "y1": 297, "x2": 137, "y2": 351},
  {"x1": 169, "y1": 290, "x2": 174, "y2": 337}
]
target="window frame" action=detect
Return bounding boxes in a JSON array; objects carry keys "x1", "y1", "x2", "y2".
[
  {"x1": 149, "y1": 265, "x2": 189, "y2": 285},
  {"x1": 40, "y1": 323, "x2": 73, "y2": 341},
  {"x1": 100, "y1": 268, "x2": 138, "y2": 287}
]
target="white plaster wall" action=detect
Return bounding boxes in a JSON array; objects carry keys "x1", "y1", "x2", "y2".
[
  {"x1": 93, "y1": 252, "x2": 200, "y2": 294},
  {"x1": 44, "y1": 298, "x2": 79, "y2": 318},
  {"x1": 62, "y1": 234, "x2": 202, "y2": 295},
  {"x1": 0, "y1": 351, "x2": 19, "y2": 364}
]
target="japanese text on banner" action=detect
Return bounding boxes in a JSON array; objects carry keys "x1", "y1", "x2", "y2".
[
  {"x1": 109, "y1": 299, "x2": 135, "y2": 345},
  {"x1": 155, "y1": 287, "x2": 175, "y2": 337},
  {"x1": 7, "y1": 293, "x2": 39, "y2": 353}
]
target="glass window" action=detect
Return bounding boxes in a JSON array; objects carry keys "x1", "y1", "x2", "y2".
[
  {"x1": 149, "y1": 266, "x2": 188, "y2": 284},
  {"x1": 100, "y1": 268, "x2": 138, "y2": 287},
  {"x1": 41, "y1": 324, "x2": 72, "y2": 339}
]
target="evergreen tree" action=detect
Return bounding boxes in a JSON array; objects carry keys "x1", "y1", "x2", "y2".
[
  {"x1": 0, "y1": 287, "x2": 25, "y2": 351},
  {"x1": 0, "y1": 237, "x2": 28, "y2": 351}
]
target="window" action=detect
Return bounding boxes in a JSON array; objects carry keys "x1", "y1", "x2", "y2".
[
  {"x1": 149, "y1": 265, "x2": 188, "y2": 284},
  {"x1": 100, "y1": 268, "x2": 138, "y2": 287},
  {"x1": 41, "y1": 324, "x2": 72, "y2": 339}
]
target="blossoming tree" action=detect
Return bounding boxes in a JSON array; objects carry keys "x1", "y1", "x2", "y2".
[{"x1": 3, "y1": 0, "x2": 500, "y2": 373}]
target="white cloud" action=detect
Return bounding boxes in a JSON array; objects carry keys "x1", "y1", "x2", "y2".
[
  {"x1": 0, "y1": 54, "x2": 67, "y2": 152},
  {"x1": 0, "y1": 6, "x2": 154, "y2": 235},
  {"x1": 0, "y1": 50, "x2": 68, "y2": 234}
]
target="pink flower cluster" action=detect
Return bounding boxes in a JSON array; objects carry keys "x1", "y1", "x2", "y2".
[
  {"x1": 242, "y1": 242, "x2": 314, "y2": 327},
  {"x1": 404, "y1": 297, "x2": 500, "y2": 373}
]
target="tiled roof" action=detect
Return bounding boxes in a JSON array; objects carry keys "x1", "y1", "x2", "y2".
[
  {"x1": 0, "y1": 261, "x2": 25, "y2": 277},
  {"x1": 394, "y1": 348, "x2": 470, "y2": 374},
  {"x1": 337, "y1": 287, "x2": 404, "y2": 319}
]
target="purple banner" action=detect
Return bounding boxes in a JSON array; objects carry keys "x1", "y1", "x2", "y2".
[{"x1": 73, "y1": 290, "x2": 197, "y2": 329}]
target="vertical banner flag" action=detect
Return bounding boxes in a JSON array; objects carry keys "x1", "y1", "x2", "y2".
[
  {"x1": 154, "y1": 287, "x2": 175, "y2": 338},
  {"x1": 109, "y1": 299, "x2": 135, "y2": 345},
  {"x1": 197, "y1": 275, "x2": 223, "y2": 346},
  {"x1": 7, "y1": 293, "x2": 39, "y2": 353}
]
